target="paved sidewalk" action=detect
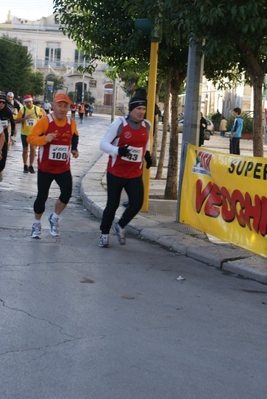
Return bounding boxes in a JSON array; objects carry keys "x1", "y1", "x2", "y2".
[{"x1": 81, "y1": 121, "x2": 267, "y2": 284}]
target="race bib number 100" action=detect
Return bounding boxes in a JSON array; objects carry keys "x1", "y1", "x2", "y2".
[{"x1": 48, "y1": 144, "x2": 69, "y2": 161}]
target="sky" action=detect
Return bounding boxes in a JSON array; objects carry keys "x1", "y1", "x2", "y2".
[{"x1": 1, "y1": 0, "x2": 54, "y2": 22}]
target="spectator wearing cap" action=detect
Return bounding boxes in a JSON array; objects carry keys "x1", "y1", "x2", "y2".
[
  {"x1": 0, "y1": 94, "x2": 16, "y2": 181},
  {"x1": 6, "y1": 92, "x2": 21, "y2": 143},
  {"x1": 6, "y1": 92, "x2": 21, "y2": 115},
  {"x1": 43, "y1": 100, "x2": 52, "y2": 114},
  {"x1": 16, "y1": 94, "x2": 43, "y2": 173},
  {"x1": 27, "y1": 93, "x2": 79, "y2": 239},
  {"x1": 98, "y1": 96, "x2": 152, "y2": 248}
]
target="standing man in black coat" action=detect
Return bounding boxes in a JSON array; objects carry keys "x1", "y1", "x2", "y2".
[{"x1": 199, "y1": 112, "x2": 207, "y2": 147}]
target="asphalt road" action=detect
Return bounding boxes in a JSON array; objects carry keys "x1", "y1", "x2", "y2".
[{"x1": 0, "y1": 114, "x2": 267, "y2": 399}]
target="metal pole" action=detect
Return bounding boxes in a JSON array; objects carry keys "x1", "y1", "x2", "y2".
[
  {"x1": 176, "y1": 38, "x2": 204, "y2": 221},
  {"x1": 141, "y1": 41, "x2": 159, "y2": 212},
  {"x1": 111, "y1": 79, "x2": 117, "y2": 122},
  {"x1": 34, "y1": 26, "x2": 39, "y2": 73},
  {"x1": 82, "y1": 56, "x2": 85, "y2": 102}
]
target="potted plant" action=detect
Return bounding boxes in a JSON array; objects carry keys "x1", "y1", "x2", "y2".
[{"x1": 210, "y1": 110, "x2": 222, "y2": 131}]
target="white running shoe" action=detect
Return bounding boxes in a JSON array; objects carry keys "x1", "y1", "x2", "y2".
[
  {"x1": 31, "y1": 222, "x2": 41, "y2": 239},
  {"x1": 99, "y1": 234, "x2": 110, "y2": 248},
  {"x1": 48, "y1": 214, "x2": 59, "y2": 237},
  {"x1": 113, "y1": 223, "x2": 126, "y2": 245}
]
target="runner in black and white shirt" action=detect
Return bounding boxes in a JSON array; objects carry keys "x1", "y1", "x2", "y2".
[
  {"x1": 0, "y1": 122, "x2": 4, "y2": 182},
  {"x1": 0, "y1": 94, "x2": 16, "y2": 181},
  {"x1": 6, "y1": 92, "x2": 21, "y2": 144}
]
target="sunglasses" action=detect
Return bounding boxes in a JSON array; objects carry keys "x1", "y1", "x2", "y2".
[{"x1": 0, "y1": 101, "x2": 6, "y2": 104}]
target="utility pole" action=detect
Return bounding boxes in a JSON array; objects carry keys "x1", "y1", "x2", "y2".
[
  {"x1": 176, "y1": 38, "x2": 205, "y2": 221},
  {"x1": 82, "y1": 56, "x2": 85, "y2": 102},
  {"x1": 134, "y1": 18, "x2": 161, "y2": 211},
  {"x1": 111, "y1": 78, "x2": 117, "y2": 122},
  {"x1": 141, "y1": 41, "x2": 159, "y2": 211}
]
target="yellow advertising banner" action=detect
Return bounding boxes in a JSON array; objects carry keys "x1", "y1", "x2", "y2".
[{"x1": 180, "y1": 144, "x2": 267, "y2": 257}]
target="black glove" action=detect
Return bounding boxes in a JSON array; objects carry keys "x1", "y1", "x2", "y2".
[
  {"x1": 144, "y1": 151, "x2": 152, "y2": 169},
  {"x1": 118, "y1": 145, "x2": 130, "y2": 157}
]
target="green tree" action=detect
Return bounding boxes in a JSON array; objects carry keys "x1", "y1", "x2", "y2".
[
  {"x1": 168, "y1": 0, "x2": 267, "y2": 157},
  {"x1": 49, "y1": 76, "x2": 65, "y2": 94},
  {"x1": 54, "y1": 0, "x2": 149, "y2": 71},
  {"x1": 54, "y1": 0, "x2": 190, "y2": 199},
  {"x1": 27, "y1": 70, "x2": 45, "y2": 97},
  {"x1": 45, "y1": 75, "x2": 65, "y2": 101},
  {"x1": 105, "y1": 59, "x2": 150, "y2": 97},
  {"x1": 0, "y1": 35, "x2": 33, "y2": 95}
]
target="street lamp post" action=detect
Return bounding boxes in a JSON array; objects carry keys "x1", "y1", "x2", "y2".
[
  {"x1": 134, "y1": 18, "x2": 161, "y2": 211},
  {"x1": 82, "y1": 56, "x2": 86, "y2": 102},
  {"x1": 111, "y1": 78, "x2": 117, "y2": 122},
  {"x1": 177, "y1": 37, "x2": 205, "y2": 221}
]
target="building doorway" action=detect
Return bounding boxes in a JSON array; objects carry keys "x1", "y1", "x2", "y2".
[
  {"x1": 104, "y1": 84, "x2": 113, "y2": 106},
  {"x1": 75, "y1": 82, "x2": 87, "y2": 103}
]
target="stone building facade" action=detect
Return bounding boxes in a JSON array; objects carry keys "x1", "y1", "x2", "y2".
[{"x1": 0, "y1": 13, "x2": 129, "y2": 113}]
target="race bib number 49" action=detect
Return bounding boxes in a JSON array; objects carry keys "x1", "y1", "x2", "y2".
[
  {"x1": 49, "y1": 144, "x2": 69, "y2": 161},
  {"x1": 121, "y1": 146, "x2": 142, "y2": 162}
]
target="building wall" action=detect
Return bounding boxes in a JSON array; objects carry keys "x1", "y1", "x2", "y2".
[
  {"x1": 1, "y1": 14, "x2": 260, "y2": 120},
  {"x1": 0, "y1": 14, "x2": 129, "y2": 110}
]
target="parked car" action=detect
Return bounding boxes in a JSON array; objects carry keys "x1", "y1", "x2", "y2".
[
  {"x1": 178, "y1": 118, "x2": 214, "y2": 137},
  {"x1": 178, "y1": 119, "x2": 184, "y2": 133},
  {"x1": 206, "y1": 119, "x2": 215, "y2": 135}
]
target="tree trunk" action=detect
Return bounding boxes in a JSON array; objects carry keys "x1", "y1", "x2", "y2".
[
  {"x1": 156, "y1": 68, "x2": 171, "y2": 179},
  {"x1": 151, "y1": 82, "x2": 162, "y2": 166},
  {"x1": 244, "y1": 51, "x2": 266, "y2": 157},
  {"x1": 164, "y1": 69, "x2": 181, "y2": 199},
  {"x1": 152, "y1": 114, "x2": 158, "y2": 166},
  {"x1": 252, "y1": 77, "x2": 264, "y2": 157}
]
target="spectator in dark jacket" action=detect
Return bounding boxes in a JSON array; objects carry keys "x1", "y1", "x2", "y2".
[{"x1": 199, "y1": 112, "x2": 207, "y2": 146}]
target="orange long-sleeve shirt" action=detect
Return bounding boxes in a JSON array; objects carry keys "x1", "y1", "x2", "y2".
[{"x1": 27, "y1": 115, "x2": 78, "y2": 147}]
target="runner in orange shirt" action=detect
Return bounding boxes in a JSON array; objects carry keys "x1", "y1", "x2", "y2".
[
  {"x1": 27, "y1": 93, "x2": 79, "y2": 239},
  {"x1": 78, "y1": 103, "x2": 85, "y2": 123}
]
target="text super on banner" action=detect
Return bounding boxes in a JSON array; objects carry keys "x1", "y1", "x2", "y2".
[{"x1": 180, "y1": 144, "x2": 267, "y2": 257}]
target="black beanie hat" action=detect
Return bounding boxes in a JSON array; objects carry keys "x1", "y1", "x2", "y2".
[
  {"x1": 0, "y1": 94, "x2": 6, "y2": 102},
  {"x1": 129, "y1": 97, "x2": 146, "y2": 112}
]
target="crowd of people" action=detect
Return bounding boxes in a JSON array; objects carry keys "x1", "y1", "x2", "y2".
[
  {"x1": 198, "y1": 110, "x2": 243, "y2": 155},
  {"x1": 0, "y1": 87, "x2": 243, "y2": 245},
  {"x1": 70, "y1": 101, "x2": 94, "y2": 122},
  {"x1": 0, "y1": 91, "x2": 80, "y2": 239},
  {"x1": 0, "y1": 93, "x2": 95, "y2": 179},
  {"x1": 0, "y1": 89, "x2": 153, "y2": 246}
]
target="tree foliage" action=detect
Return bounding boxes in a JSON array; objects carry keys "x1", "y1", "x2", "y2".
[
  {"x1": 105, "y1": 59, "x2": 150, "y2": 97},
  {"x1": 54, "y1": 0, "x2": 189, "y2": 199},
  {"x1": 128, "y1": 0, "x2": 267, "y2": 155},
  {"x1": 50, "y1": 75, "x2": 65, "y2": 94},
  {"x1": 167, "y1": 0, "x2": 267, "y2": 156},
  {"x1": 27, "y1": 70, "x2": 45, "y2": 96},
  {"x1": 0, "y1": 35, "x2": 43, "y2": 96},
  {"x1": 54, "y1": 0, "x2": 150, "y2": 73}
]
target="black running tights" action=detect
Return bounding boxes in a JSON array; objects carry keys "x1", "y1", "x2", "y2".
[{"x1": 100, "y1": 172, "x2": 144, "y2": 234}]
